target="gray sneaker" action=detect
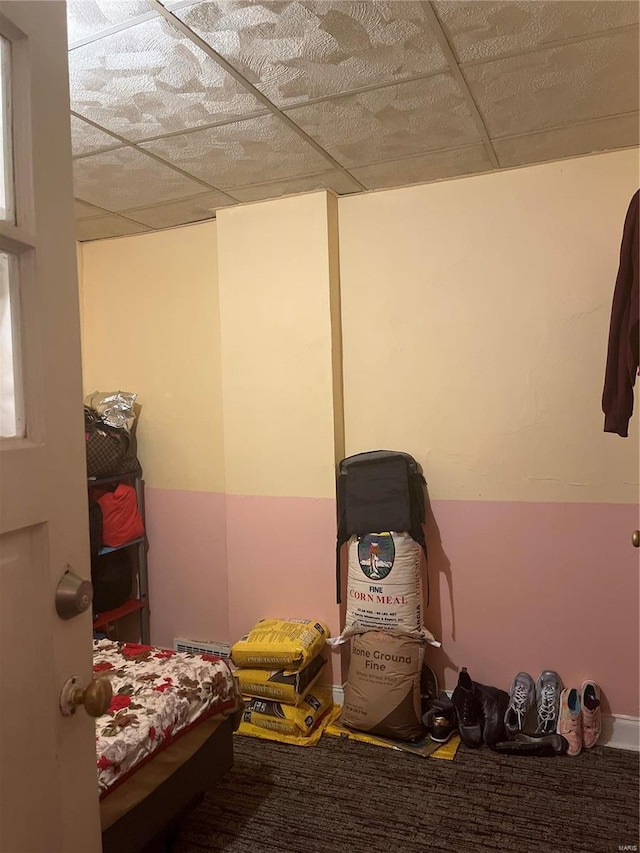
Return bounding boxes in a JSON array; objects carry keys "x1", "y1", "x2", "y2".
[
  {"x1": 504, "y1": 672, "x2": 536, "y2": 737},
  {"x1": 535, "y1": 670, "x2": 563, "y2": 734}
]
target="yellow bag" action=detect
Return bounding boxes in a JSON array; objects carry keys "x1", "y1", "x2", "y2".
[
  {"x1": 235, "y1": 654, "x2": 326, "y2": 705},
  {"x1": 236, "y1": 704, "x2": 340, "y2": 747},
  {"x1": 231, "y1": 618, "x2": 330, "y2": 670},
  {"x1": 241, "y1": 687, "x2": 333, "y2": 736}
]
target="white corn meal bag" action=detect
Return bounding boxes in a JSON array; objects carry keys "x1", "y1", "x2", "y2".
[{"x1": 345, "y1": 532, "x2": 425, "y2": 635}]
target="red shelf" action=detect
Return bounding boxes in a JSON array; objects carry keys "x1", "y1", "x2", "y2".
[{"x1": 93, "y1": 598, "x2": 147, "y2": 629}]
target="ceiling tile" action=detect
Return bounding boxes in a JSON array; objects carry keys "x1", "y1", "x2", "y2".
[
  {"x1": 68, "y1": 17, "x2": 263, "y2": 141},
  {"x1": 228, "y1": 171, "x2": 362, "y2": 202},
  {"x1": 435, "y1": 1, "x2": 640, "y2": 64},
  {"x1": 122, "y1": 192, "x2": 232, "y2": 228},
  {"x1": 465, "y1": 30, "x2": 640, "y2": 138},
  {"x1": 74, "y1": 199, "x2": 109, "y2": 219},
  {"x1": 66, "y1": 0, "x2": 155, "y2": 45},
  {"x1": 76, "y1": 215, "x2": 152, "y2": 242},
  {"x1": 73, "y1": 147, "x2": 208, "y2": 211},
  {"x1": 172, "y1": 1, "x2": 448, "y2": 107},
  {"x1": 285, "y1": 74, "x2": 482, "y2": 167},
  {"x1": 71, "y1": 115, "x2": 122, "y2": 157},
  {"x1": 493, "y1": 113, "x2": 640, "y2": 168},
  {"x1": 351, "y1": 145, "x2": 494, "y2": 190},
  {"x1": 140, "y1": 114, "x2": 330, "y2": 188}
]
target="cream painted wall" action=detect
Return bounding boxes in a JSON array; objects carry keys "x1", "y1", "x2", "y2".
[
  {"x1": 79, "y1": 222, "x2": 224, "y2": 493},
  {"x1": 216, "y1": 191, "x2": 342, "y2": 499},
  {"x1": 339, "y1": 150, "x2": 640, "y2": 504},
  {"x1": 216, "y1": 191, "x2": 343, "y2": 671}
]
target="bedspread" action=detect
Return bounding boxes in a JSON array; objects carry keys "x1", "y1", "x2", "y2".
[{"x1": 93, "y1": 640, "x2": 238, "y2": 795}]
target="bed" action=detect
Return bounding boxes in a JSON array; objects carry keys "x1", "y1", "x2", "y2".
[{"x1": 93, "y1": 640, "x2": 241, "y2": 853}]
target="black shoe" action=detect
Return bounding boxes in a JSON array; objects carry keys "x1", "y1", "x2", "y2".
[
  {"x1": 423, "y1": 696, "x2": 457, "y2": 744},
  {"x1": 474, "y1": 682, "x2": 510, "y2": 748},
  {"x1": 493, "y1": 733, "x2": 569, "y2": 756},
  {"x1": 452, "y1": 668, "x2": 483, "y2": 748}
]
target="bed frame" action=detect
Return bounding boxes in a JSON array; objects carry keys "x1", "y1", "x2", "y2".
[{"x1": 101, "y1": 715, "x2": 236, "y2": 853}]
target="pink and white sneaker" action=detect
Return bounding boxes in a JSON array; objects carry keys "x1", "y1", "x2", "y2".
[
  {"x1": 557, "y1": 688, "x2": 583, "y2": 756},
  {"x1": 580, "y1": 681, "x2": 602, "y2": 749}
]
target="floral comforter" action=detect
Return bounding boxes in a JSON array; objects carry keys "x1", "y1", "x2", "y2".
[{"x1": 93, "y1": 640, "x2": 239, "y2": 795}]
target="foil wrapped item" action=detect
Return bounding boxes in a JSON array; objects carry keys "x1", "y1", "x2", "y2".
[{"x1": 85, "y1": 391, "x2": 137, "y2": 433}]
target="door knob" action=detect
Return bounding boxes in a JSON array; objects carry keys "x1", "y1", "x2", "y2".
[
  {"x1": 60, "y1": 675, "x2": 113, "y2": 717},
  {"x1": 55, "y1": 568, "x2": 93, "y2": 620},
  {"x1": 633, "y1": 530, "x2": 640, "y2": 548}
]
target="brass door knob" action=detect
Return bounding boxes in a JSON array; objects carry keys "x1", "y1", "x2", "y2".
[
  {"x1": 60, "y1": 675, "x2": 113, "y2": 717},
  {"x1": 633, "y1": 530, "x2": 640, "y2": 548}
]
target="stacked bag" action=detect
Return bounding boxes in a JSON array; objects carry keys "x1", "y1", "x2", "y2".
[
  {"x1": 230, "y1": 618, "x2": 338, "y2": 746},
  {"x1": 333, "y1": 451, "x2": 439, "y2": 742}
]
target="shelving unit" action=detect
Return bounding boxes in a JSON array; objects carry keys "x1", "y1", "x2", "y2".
[{"x1": 89, "y1": 471, "x2": 150, "y2": 644}]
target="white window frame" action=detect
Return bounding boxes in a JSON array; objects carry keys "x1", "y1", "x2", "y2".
[{"x1": 0, "y1": 11, "x2": 42, "y2": 447}]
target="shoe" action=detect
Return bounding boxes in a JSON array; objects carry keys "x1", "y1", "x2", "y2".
[
  {"x1": 535, "y1": 670, "x2": 563, "y2": 734},
  {"x1": 475, "y1": 682, "x2": 510, "y2": 747},
  {"x1": 504, "y1": 672, "x2": 536, "y2": 737},
  {"x1": 420, "y1": 664, "x2": 439, "y2": 716},
  {"x1": 423, "y1": 695, "x2": 457, "y2": 744},
  {"x1": 493, "y1": 732, "x2": 569, "y2": 757},
  {"x1": 580, "y1": 681, "x2": 602, "y2": 749},
  {"x1": 451, "y1": 668, "x2": 483, "y2": 748},
  {"x1": 556, "y1": 687, "x2": 583, "y2": 756}
]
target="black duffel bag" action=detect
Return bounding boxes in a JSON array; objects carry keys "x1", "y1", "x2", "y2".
[{"x1": 91, "y1": 551, "x2": 133, "y2": 614}]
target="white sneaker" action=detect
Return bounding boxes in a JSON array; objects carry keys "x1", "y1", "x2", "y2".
[
  {"x1": 504, "y1": 672, "x2": 536, "y2": 737},
  {"x1": 535, "y1": 670, "x2": 563, "y2": 735}
]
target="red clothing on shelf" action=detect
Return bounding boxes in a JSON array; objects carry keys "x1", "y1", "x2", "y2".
[{"x1": 97, "y1": 483, "x2": 145, "y2": 547}]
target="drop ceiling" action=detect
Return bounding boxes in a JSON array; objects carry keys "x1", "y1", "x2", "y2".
[{"x1": 68, "y1": 0, "x2": 640, "y2": 241}]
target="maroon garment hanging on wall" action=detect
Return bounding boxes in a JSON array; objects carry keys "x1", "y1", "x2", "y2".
[{"x1": 602, "y1": 190, "x2": 639, "y2": 437}]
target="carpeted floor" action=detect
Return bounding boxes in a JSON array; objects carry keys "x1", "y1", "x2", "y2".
[{"x1": 173, "y1": 735, "x2": 640, "y2": 853}]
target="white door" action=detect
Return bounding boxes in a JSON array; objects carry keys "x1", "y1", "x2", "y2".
[{"x1": 0, "y1": 3, "x2": 101, "y2": 852}]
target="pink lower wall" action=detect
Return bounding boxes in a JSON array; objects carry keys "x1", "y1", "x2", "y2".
[
  {"x1": 144, "y1": 488, "x2": 638, "y2": 716},
  {"x1": 144, "y1": 488, "x2": 229, "y2": 651},
  {"x1": 225, "y1": 494, "x2": 342, "y2": 685},
  {"x1": 425, "y1": 499, "x2": 639, "y2": 717}
]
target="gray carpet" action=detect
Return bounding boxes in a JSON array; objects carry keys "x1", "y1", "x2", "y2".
[{"x1": 174, "y1": 735, "x2": 639, "y2": 853}]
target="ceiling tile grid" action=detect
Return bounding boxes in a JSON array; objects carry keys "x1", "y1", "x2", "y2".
[
  {"x1": 122, "y1": 190, "x2": 232, "y2": 228},
  {"x1": 140, "y1": 113, "x2": 332, "y2": 188},
  {"x1": 350, "y1": 144, "x2": 494, "y2": 190},
  {"x1": 493, "y1": 112, "x2": 640, "y2": 169},
  {"x1": 285, "y1": 73, "x2": 483, "y2": 167},
  {"x1": 71, "y1": 115, "x2": 123, "y2": 157},
  {"x1": 76, "y1": 214, "x2": 152, "y2": 241},
  {"x1": 67, "y1": 0, "x2": 639, "y2": 241},
  {"x1": 434, "y1": 0, "x2": 639, "y2": 64},
  {"x1": 74, "y1": 199, "x2": 110, "y2": 219},
  {"x1": 228, "y1": 170, "x2": 362, "y2": 202},
  {"x1": 69, "y1": 15, "x2": 263, "y2": 140},
  {"x1": 73, "y1": 146, "x2": 210, "y2": 210},
  {"x1": 66, "y1": 0, "x2": 156, "y2": 45},
  {"x1": 171, "y1": 1, "x2": 449, "y2": 106},
  {"x1": 463, "y1": 28, "x2": 640, "y2": 138}
]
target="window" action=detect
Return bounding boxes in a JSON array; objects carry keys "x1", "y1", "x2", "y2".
[
  {"x1": 0, "y1": 251, "x2": 22, "y2": 437},
  {"x1": 0, "y1": 36, "x2": 13, "y2": 221},
  {"x1": 0, "y1": 31, "x2": 22, "y2": 438}
]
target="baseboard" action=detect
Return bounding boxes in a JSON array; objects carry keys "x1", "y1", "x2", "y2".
[
  {"x1": 600, "y1": 715, "x2": 640, "y2": 751},
  {"x1": 332, "y1": 684, "x2": 345, "y2": 706}
]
